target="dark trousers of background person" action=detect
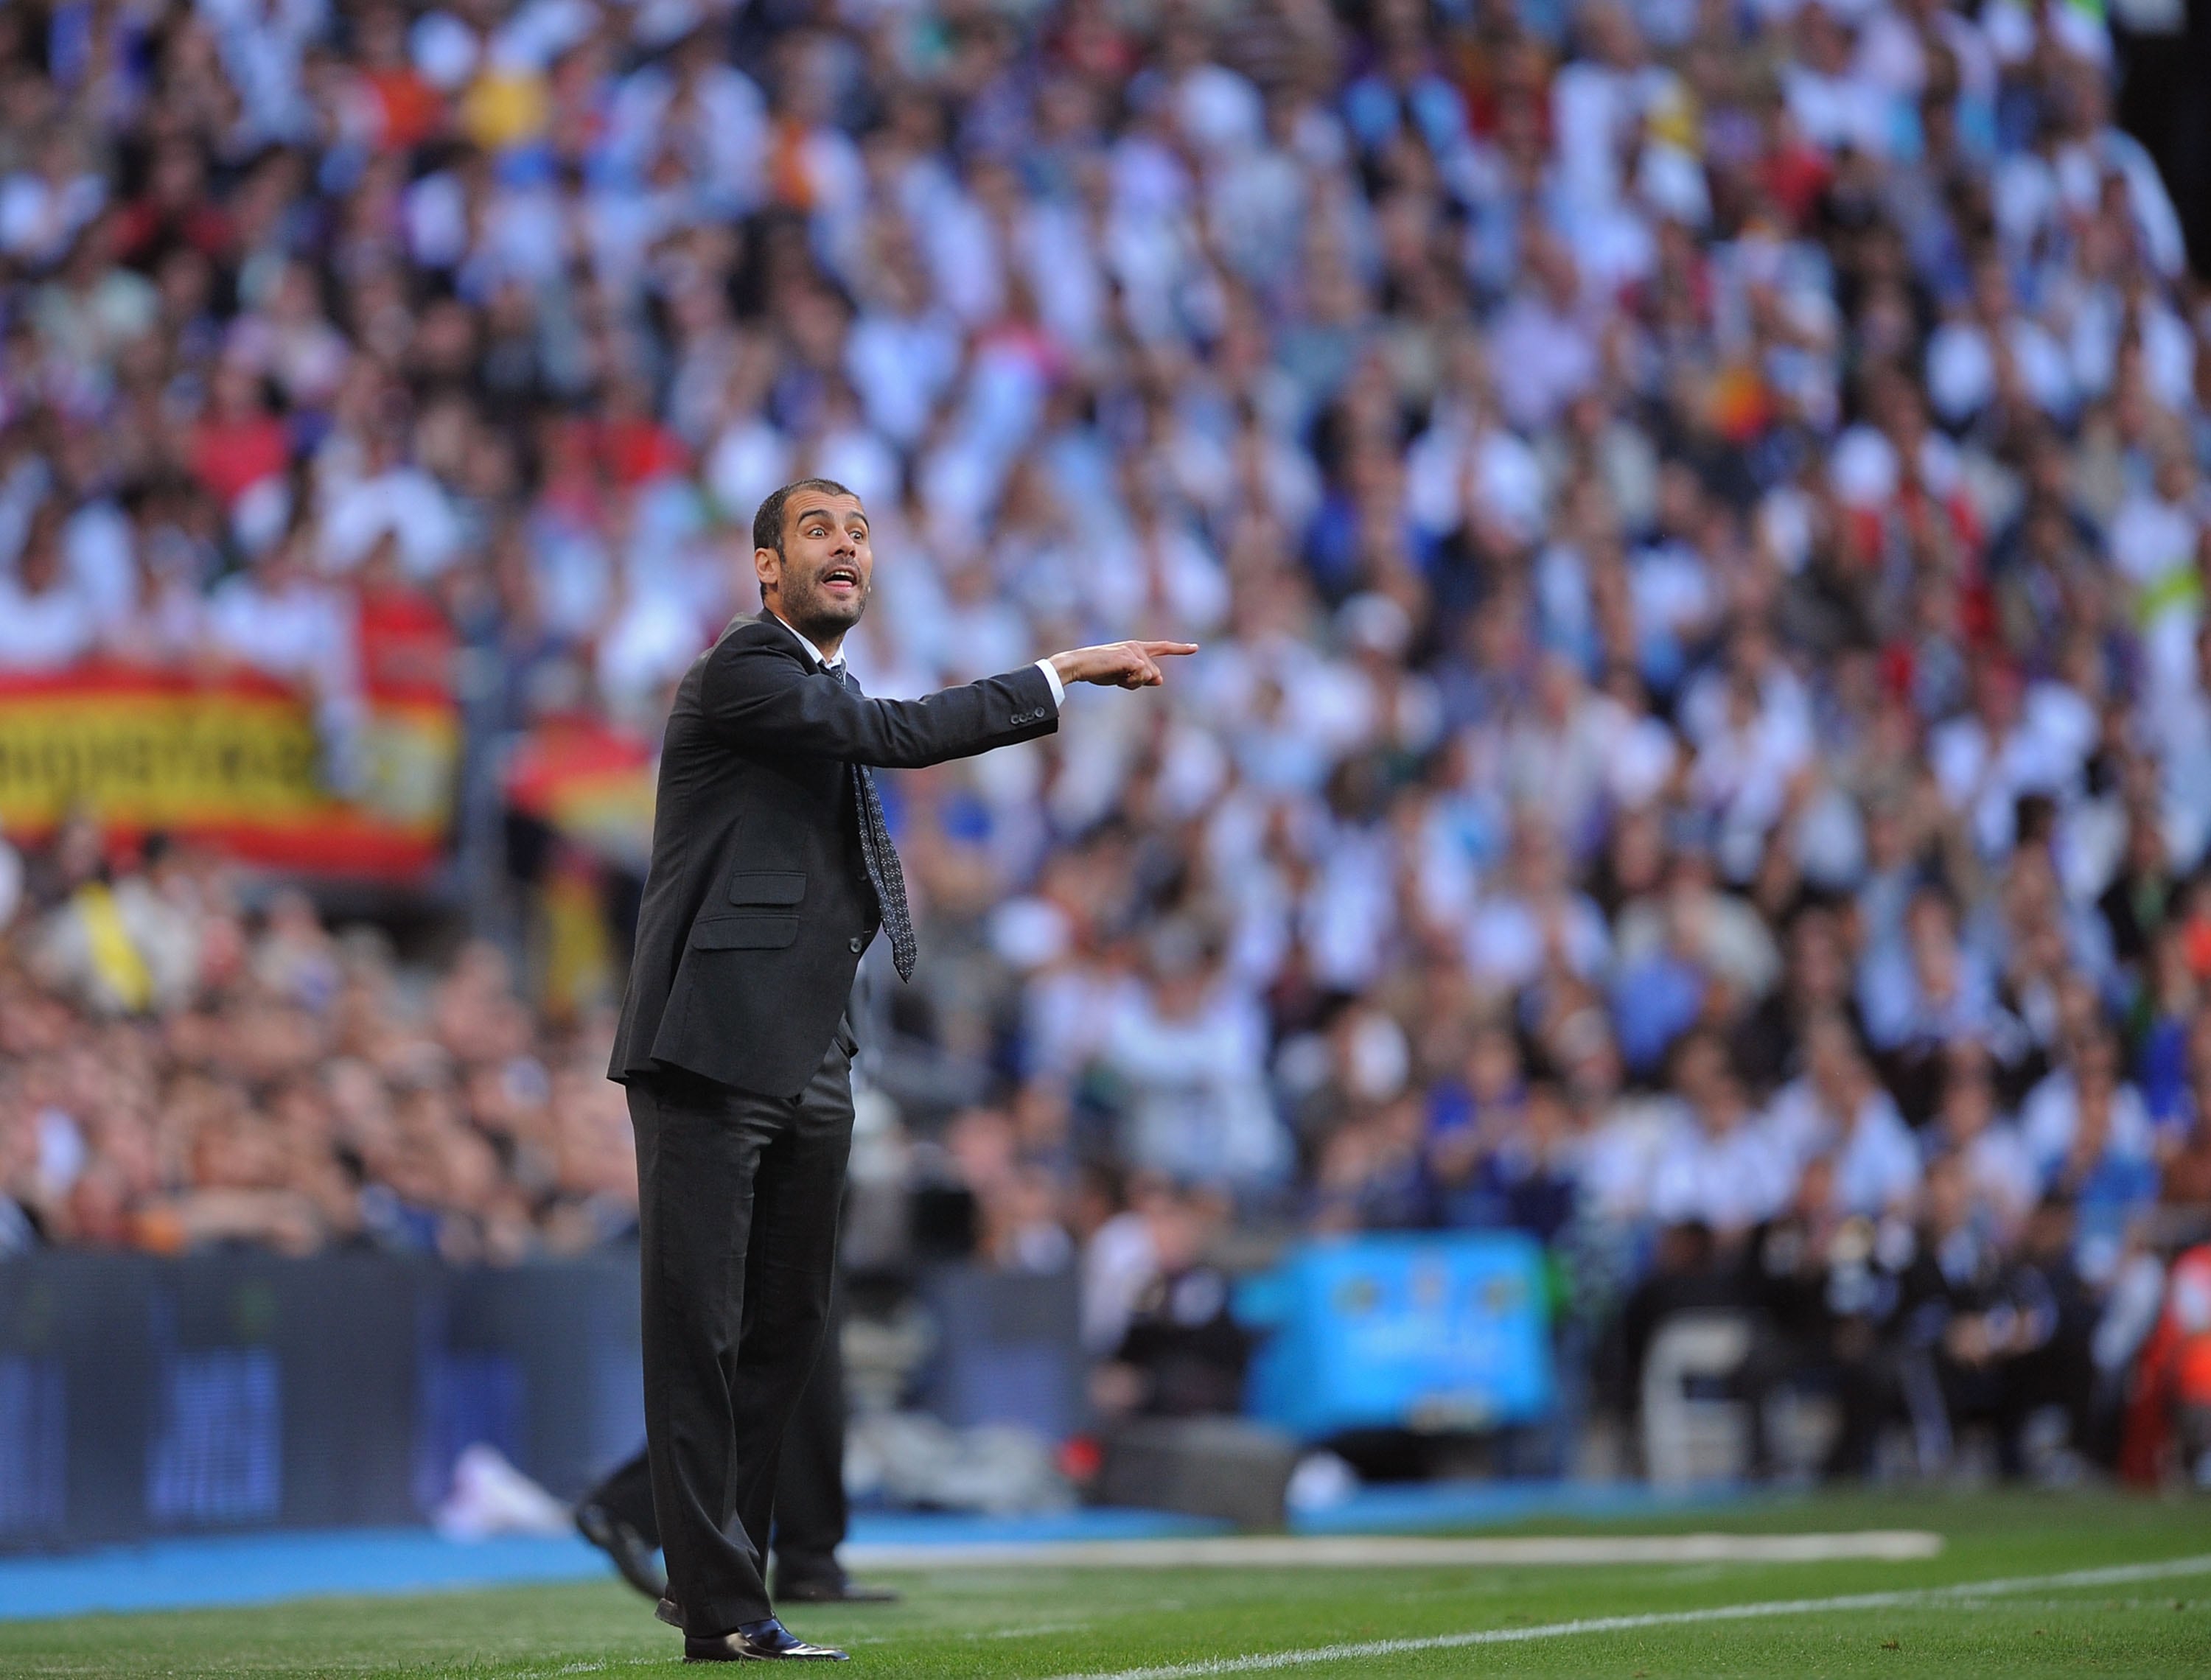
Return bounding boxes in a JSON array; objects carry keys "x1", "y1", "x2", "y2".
[
  {"x1": 588, "y1": 1278, "x2": 854, "y2": 1592},
  {"x1": 629, "y1": 1032, "x2": 854, "y2": 1635},
  {"x1": 1896, "y1": 1343, "x2": 2092, "y2": 1477},
  {"x1": 1734, "y1": 1323, "x2": 1887, "y2": 1480}
]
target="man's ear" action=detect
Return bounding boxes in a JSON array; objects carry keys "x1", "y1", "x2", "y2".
[{"x1": 752, "y1": 545, "x2": 780, "y2": 603}]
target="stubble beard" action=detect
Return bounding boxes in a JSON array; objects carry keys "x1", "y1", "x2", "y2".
[{"x1": 782, "y1": 572, "x2": 867, "y2": 648}]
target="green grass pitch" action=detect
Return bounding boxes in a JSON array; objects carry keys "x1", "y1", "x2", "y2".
[{"x1": 4, "y1": 1491, "x2": 2207, "y2": 1677}]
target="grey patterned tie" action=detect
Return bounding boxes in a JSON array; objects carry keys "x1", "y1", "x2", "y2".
[{"x1": 833, "y1": 665, "x2": 917, "y2": 981}]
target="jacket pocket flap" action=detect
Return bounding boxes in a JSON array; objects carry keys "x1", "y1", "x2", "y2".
[
  {"x1": 691, "y1": 915, "x2": 799, "y2": 951},
  {"x1": 727, "y1": 871, "x2": 806, "y2": 906}
]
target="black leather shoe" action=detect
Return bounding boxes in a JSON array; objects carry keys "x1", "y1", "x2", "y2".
[
  {"x1": 575, "y1": 1502, "x2": 668, "y2": 1601},
  {"x1": 775, "y1": 1576, "x2": 901, "y2": 1604},
  {"x1": 684, "y1": 1618, "x2": 848, "y2": 1662}
]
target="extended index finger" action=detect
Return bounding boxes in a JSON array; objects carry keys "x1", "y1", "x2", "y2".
[{"x1": 1139, "y1": 641, "x2": 1201, "y2": 657}]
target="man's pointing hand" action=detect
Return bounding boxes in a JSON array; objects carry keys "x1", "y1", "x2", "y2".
[{"x1": 1048, "y1": 640, "x2": 1200, "y2": 690}]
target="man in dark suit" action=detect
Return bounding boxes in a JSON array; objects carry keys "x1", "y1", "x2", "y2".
[{"x1": 609, "y1": 477, "x2": 1194, "y2": 1662}]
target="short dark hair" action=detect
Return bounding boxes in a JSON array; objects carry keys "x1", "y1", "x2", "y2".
[{"x1": 752, "y1": 477, "x2": 858, "y2": 557}]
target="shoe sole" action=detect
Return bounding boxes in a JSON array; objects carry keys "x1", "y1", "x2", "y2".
[
  {"x1": 683, "y1": 1653, "x2": 848, "y2": 1663},
  {"x1": 681, "y1": 1632, "x2": 848, "y2": 1662}
]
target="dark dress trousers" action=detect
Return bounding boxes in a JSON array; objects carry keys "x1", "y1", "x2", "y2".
[
  {"x1": 609, "y1": 613, "x2": 1056, "y2": 1635},
  {"x1": 583, "y1": 1273, "x2": 854, "y2": 1592}
]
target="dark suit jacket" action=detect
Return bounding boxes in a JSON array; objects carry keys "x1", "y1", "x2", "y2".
[{"x1": 609, "y1": 614, "x2": 1060, "y2": 1097}]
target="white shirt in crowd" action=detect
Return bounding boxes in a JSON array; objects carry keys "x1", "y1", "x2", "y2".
[
  {"x1": 1946, "y1": 1121, "x2": 2043, "y2": 1236},
  {"x1": 1762, "y1": 1077, "x2": 1923, "y2": 1216},
  {"x1": 204, "y1": 570, "x2": 357, "y2": 693},
  {"x1": 1080, "y1": 1208, "x2": 1159, "y2": 1356},
  {"x1": 0, "y1": 575, "x2": 97, "y2": 671},
  {"x1": 1647, "y1": 1109, "x2": 1795, "y2": 1232},
  {"x1": 1100, "y1": 984, "x2": 1288, "y2": 1189},
  {"x1": 2017, "y1": 1068, "x2": 2156, "y2": 1174}
]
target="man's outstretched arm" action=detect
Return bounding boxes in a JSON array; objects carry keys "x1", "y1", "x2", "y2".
[{"x1": 701, "y1": 626, "x2": 1198, "y2": 768}]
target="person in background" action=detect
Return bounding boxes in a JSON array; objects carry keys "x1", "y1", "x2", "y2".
[
  {"x1": 1889, "y1": 1154, "x2": 2083, "y2": 1478},
  {"x1": 1607, "y1": 1219, "x2": 1739, "y2": 1453},
  {"x1": 1733, "y1": 1156, "x2": 1899, "y2": 1480},
  {"x1": 1091, "y1": 1186, "x2": 1248, "y2": 1421}
]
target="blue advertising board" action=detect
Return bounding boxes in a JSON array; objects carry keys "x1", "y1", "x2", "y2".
[{"x1": 1239, "y1": 1233, "x2": 1554, "y2": 1439}]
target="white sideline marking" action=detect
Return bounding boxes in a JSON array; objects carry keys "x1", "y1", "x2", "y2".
[
  {"x1": 842, "y1": 1530, "x2": 1943, "y2": 1572},
  {"x1": 1038, "y1": 1553, "x2": 2211, "y2": 1680}
]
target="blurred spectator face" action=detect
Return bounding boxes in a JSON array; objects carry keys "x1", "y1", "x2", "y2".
[
  {"x1": 1146, "y1": 923, "x2": 1222, "y2": 1018},
  {"x1": 1610, "y1": 809, "x2": 1668, "y2": 902},
  {"x1": 1906, "y1": 892, "x2": 1959, "y2": 981},
  {"x1": 440, "y1": 1126, "x2": 501, "y2": 1214},
  {"x1": 65, "y1": 1162, "x2": 137, "y2": 1246},
  {"x1": 2073, "y1": 1028, "x2": 2120, "y2": 1087},
  {"x1": 1788, "y1": 911, "x2": 1845, "y2": 1007},
  {"x1": 1972, "y1": 660, "x2": 2023, "y2": 732},
  {"x1": 946, "y1": 1106, "x2": 1018, "y2": 1193},
  {"x1": 1654, "y1": 1219, "x2": 1714, "y2": 1275},
  {"x1": 382, "y1": 1130, "x2": 447, "y2": 1210},
  {"x1": 1673, "y1": 1034, "x2": 1750, "y2": 1137},
  {"x1": 1806, "y1": 1015, "x2": 1859, "y2": 1107},
  {"x1": 1924, "y1": 1155, "x2": 1970, "y2": 1234},
  {"x1": 2069, "y1": 1068, "x2": 2116, "y2": 1164},
  {"x1": 195, "y1": 1112, "x2": 283, "y2": 1191},
  {"x1": 16, "y1": 510, "x2": 65, "y2": 597},
  {"x1": 1672, "y1": 1032, "x2": 1724, "y2": 1105},
  {"x1": 209, "y1": 358, "x2": 262, "y2": 422},
  {"x1": 1940, "y1": 1061, "x2": 1996, "y2": 1144},
  {"x1": 156, "y1": 245, "x2": 214, "y2": 327},
  {"x1": 2023, "y1": 1198, "x2": 2076, "y2": 1264},
  {"x1": 1522, "y1": 1082, "x2": 1573, "y2": 1155},
  {"x1": 1556, "y1": 1009, "x2": 1621, "y2": 1109},
  {"x1": 1795, "y1": 1153, "x2": 1838, "y2": 1219},
  {"x1": 1466, "y1": 1026, "x2": 1521, "y2": 1107},
  {"x1": 1148, "y1": 1189, "x2": 1220, "y2": 1275}
]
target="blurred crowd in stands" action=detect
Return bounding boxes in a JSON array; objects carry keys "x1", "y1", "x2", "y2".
[
  {"x1": 2, "y1": 0, "x2": 2211, "y2": 1481},
  {"x1": 0, "y1": 822, "x2": 638, "y2": 1261}
]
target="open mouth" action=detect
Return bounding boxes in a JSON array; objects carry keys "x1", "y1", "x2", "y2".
[{"x1": 821, "y1": 564, "x2": 861, "y2": 595}]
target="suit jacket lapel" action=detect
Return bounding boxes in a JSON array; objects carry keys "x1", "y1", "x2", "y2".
[
  {"x1": 747, "y1": 611, "x2": 809, "y2": 665},
  {"x1": 753, "y1": 610, "x2": 853, "y2": 684}
]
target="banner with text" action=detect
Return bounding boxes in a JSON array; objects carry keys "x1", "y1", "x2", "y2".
[{"x1": 0, "y1": 657, "x2": 458, "y2": 878}]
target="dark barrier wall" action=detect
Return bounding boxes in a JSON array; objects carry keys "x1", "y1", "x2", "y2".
[
  {"x1": 0, "y1": 1252, "x2": 646, "y2": 1550},
  {"x1": 914, "y1": 1264, "x2": 1084, "y2": 1441}
]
